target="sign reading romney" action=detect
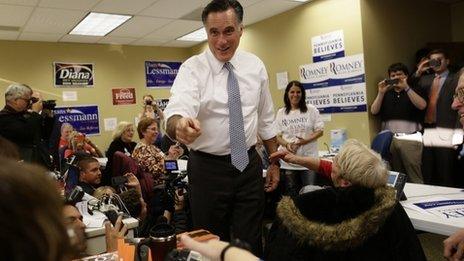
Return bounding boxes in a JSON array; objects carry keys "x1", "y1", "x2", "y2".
[
  {"x1": 54, "y1": 105, "x2": 100, "y2": 135},
  {"x1": 54, "y1": 62, "x2": 94, "y2": 87},
  {"x1": 145, "y1": 61, "x2": 181, "y2": 88},
  {"x1": 299, "y1": 54, "x2": 367, "y2": 114}
]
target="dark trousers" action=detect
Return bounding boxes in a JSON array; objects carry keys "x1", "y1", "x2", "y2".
[
  {"x1": 422, "y1": 146, "x2": 458, "y2": 186},
  {"x1": 187, "y1": 148, "x2": 264, "y2": 256}
]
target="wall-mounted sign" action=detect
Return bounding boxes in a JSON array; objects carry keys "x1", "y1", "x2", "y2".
[
  {"x1": 154, "y1": 98, "x2": 169, "y2": 111},
  {"x1": 311, "y1": 30, "x2": 345, "y2": 63},
  {"x1": 54, "y1": 105, "x2": 100, "y2": 135},
  {"x1": 145, "y1": 61, "x2": 181, "y2": 88},
  {"x1": 299, "y1": 53, "x2": 366, "y2": 113},
  {"x1": 54, "y1": 62, "x2": 94, "y2": 87},
  {"x1": 112, "y1": 88, "x2": 136, "y2": 105}
]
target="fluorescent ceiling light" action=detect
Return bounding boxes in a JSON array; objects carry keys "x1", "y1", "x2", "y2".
[
  {"x1": 69, "y1": 12, "x2": 132, "y2": 36},
  {"x1": 176, "y1": 27, "x2": 207, "y2": 42},
  {"x1": 291, "y1": 0, "x2": 311, "y2": 2}
]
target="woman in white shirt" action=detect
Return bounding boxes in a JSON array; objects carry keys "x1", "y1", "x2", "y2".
[{"x1": 276, "y1": 80, "x2": 324, "y2": 196}]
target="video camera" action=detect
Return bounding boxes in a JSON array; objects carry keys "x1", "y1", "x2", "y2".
[
  {"x1": 42, "y1": 99, "x2": 57, "y2": 110},
  {"x1": 163, "y1": 160, "x2": 188, "y2": 202}
]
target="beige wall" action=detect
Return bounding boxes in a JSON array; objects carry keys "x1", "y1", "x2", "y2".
[
  {"x1": 360, "y1": 0, "x2": 452, "y2": 139},
  {"x1": 0, "y1": 40, "x2": 191, "y2": 149},
  {"x1": 191, "y1": 0, "x2": 369, "y2": 146},
  {"x1": 451, "y1": 1, "x2": 464, "y2": 42}
]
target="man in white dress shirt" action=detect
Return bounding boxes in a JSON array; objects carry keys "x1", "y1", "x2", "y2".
[{"x1": 164, "y1": 0, "x2": 279, "y2": 256}]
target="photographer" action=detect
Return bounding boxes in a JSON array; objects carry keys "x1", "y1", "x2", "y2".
[
  {"x1": 139, "y1": 94, "x2": 165, "y2": 122},
  {"x1": 370, "y1": 63, "x2": 426, "y2": 184},
  {"x1": 411, "y1": 49, "x2": 459, "y2": 186},
  {"x1": 0, "y1": 84, "x2": 54, "y2": 168}
]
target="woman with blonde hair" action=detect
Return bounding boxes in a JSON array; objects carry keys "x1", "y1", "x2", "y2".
[
  {"x1": 103, "y1": 121, "x2": 137, "y2": 185},
  {"x1": 266, "y1": 139, "x2": 425, "y2": 261}
]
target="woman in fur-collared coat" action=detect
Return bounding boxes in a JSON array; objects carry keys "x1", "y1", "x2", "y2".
[{"x1": 265, "y1": 139, "x2": 426, "y2": 261}]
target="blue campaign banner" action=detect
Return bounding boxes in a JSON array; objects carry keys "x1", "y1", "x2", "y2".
[
  {"x1": 54, "y1": 105, "x2": 100, "y2": 135},
  {"x1": 54, "y1": 62, "x2": 94, "y2": 87},
  {"x1": 313, "y1": 50, "x2": 345, "y2": 63},
  {"x1": 145, "y1": 61, "x2": 181, "y2": 88}
]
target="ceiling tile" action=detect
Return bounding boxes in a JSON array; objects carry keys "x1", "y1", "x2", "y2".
[
  {"x1": 0, "y1": 0, "x2": 38, "y2": 6},
  {"x1": 131, "y1": 38, "x2": 168, "y2": 47},
  {"x1": 109, "y1": 16, "x2": 172, "y2": 38},
  {"x1": 98, "y1": 36, "x2": 137, "y2": 45},
  {"x1": 243, "y1": 0, "x2": 301, "y2": 26},
  {"x1": 93, "y1": 0, "x2": 157, "y2": 15},
  {"x1": 162, "y1": 40, "x2": 200, "y2": 48},
  {"x1": 0, "y1": 4, "x2": 34, "y2": 27},
  {"x1": 18, "y1": 32, "x2": 63, "y2": 41},
  {"x1": 60, "y1": 34, "x2": 101, "y2": 43},
  {"x1": 145, "y1": 20, "x2": 203, "y2": 41},
  {"x1": 140, "y1": 0, "x2": 205, "y2": 19},
  {"x1": 23, "y1": 7, "x2": 86, "y2": 33},
  {"x1": 38, "y1": 0, "x2": 100, "y2": 11},
  {"x1": 0, "y1": 30, "x2": 19, "y2": 40}
]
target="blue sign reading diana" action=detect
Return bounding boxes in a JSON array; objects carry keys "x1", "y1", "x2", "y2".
[
  {"x1": 145, "y1": 61, "x2": 181, "y2": 88},
  {"x1": 54, "y1": 105, "x2": 100, "y2": 135}
]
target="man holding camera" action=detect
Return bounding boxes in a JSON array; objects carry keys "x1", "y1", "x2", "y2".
[
  {"x1": 371, "y1": 63, "x2": 426, "y2": 183},
  {"x1": 412, "y1": 49, "x2": 459, "y2": 186},
  {"x1": 0, "y1": 84, "x2": 54, "y2": 168}
]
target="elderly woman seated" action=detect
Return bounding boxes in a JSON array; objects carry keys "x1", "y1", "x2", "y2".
[
  {"x1": 265, "y1": 139, "x2": 425, "y2": 261},
  {"x1": 132, "y1": 117, "x2": 183, "y2": 222}
]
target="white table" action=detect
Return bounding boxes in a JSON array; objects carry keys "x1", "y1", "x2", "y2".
[
  {"x1": 402, "y1": 183, "x2": 464, "y2": 236},
  {"x1": 85, "y1": 217, "x2": 139, "y2": 255}
]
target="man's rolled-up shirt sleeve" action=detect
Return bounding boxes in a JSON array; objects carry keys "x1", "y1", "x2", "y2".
[
  {"x1": 164, "y1": 64, "x2": 200, "y2": 121},
  {"x1": 257, "y1": 68, "x2": 278, "y2": 141}
]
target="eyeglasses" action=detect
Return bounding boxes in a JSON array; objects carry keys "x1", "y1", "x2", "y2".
[{"x1": 454, "y1": 87, "x2": 464, "y2": 103}]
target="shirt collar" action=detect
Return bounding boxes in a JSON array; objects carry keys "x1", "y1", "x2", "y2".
[
  {"x1": 206, "y1": 48, "x2": 240, "y2": 74},
  {"x1": 437, "y1": 70, "x2": 449, "y2": 78}
]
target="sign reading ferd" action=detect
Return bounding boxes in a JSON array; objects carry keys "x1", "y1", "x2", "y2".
[
  {"x1": 54, "y1": 62, "x2": 94, "y2": 87},
  {"x1": 112, "y1": 88, "x2": 136, "y2": 105}
]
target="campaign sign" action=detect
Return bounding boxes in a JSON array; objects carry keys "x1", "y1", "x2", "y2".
[
  {"x1": 145, "y1": 61, "x2": 181, "y2": 88},
  {"x1": 154, "y1": 98, "x2": 170, "y2": 111},
  {"x1": 311, "y1": 30, "x2": 345, "y2": 62},
  {"x1": 112, "y1": 88, "x2": 136, "y2": 105},
  {"x1": 54, "y1": 62, "x2": 94, "y2": 87},
  {"x1": 299, "y1": 54, "x2": 366, "y2": 113},
  {"x1": 54, "y1": 105, "x2": 100, "y2": 135}
]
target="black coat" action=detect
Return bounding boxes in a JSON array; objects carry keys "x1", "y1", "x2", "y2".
[
  {"x1": 0, "y1": 105, "x2": 53, "y2": 167},
  {"x1": 103, "y1": 137, "x2": 136, "y2": 185},
  {"x1": 264, "y1": 186, "x2": 426, "y2": 261}
]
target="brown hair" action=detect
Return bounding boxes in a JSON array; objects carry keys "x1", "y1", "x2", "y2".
[
  {"x1": 137, "y1": 117, "x2": 158, "y2": 139},
  {"x1": 77, "y1": 156, "x2": 99, "y2": 172},
  {"x1": 0, "y1": 158, "x2": 71, "y2": 260}
]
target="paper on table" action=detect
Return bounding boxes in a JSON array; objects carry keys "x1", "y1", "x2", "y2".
[{"x1": 403, "y1": 197, "x2": 464, "y2": 220}]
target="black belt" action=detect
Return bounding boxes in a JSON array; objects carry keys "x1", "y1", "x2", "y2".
[{"x1": 192, "y1": 145, "x2": 256, "y2": 162}]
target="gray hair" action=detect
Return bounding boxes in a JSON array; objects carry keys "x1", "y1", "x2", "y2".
[
  {"x1": 5, "y1": 83, "x2": 32, "y2": 102},
  {"x1": 334, "y1": 139, "x2": 388, "y2": 188},
  {"x1": 60, "y1": 123, "x2": 74, "y2": 133}
]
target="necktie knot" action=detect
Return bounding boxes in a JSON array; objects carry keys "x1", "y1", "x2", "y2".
[{"x1": 224, "y1": 62, "x2": 232, "y2": 72}]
